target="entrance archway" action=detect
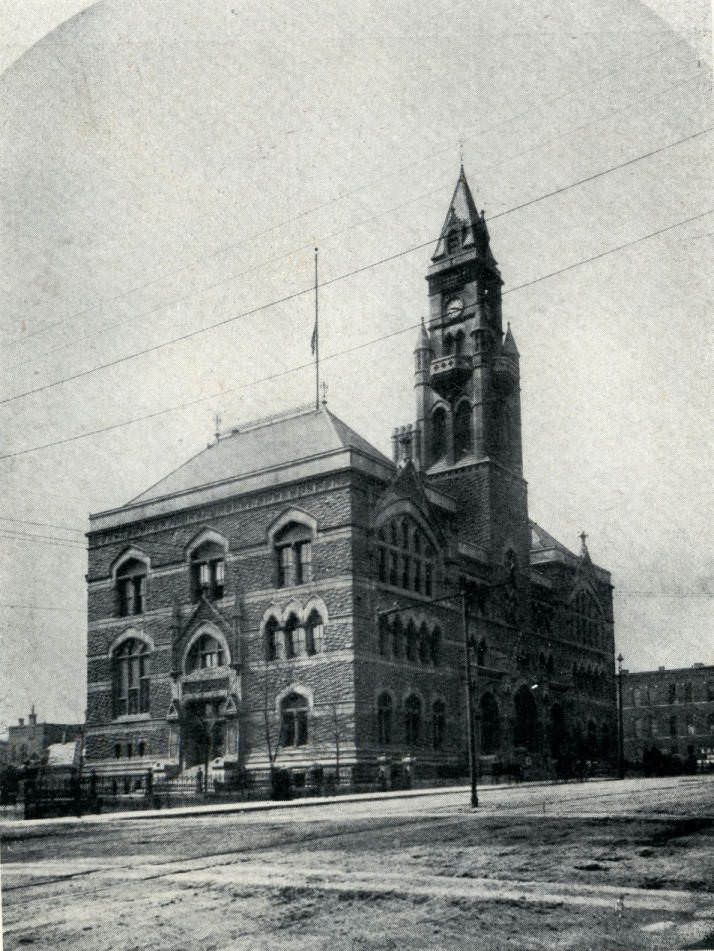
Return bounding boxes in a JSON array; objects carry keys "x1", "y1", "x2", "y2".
[{"x1": 182, "y1": 700, "x2": 226, "y2": 771}]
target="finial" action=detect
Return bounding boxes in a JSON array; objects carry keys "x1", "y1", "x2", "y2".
[
  {"x1": 320, "y1": 381, "x2": 328, "y2": 405},
  {"x1": 214, "y1": 412, "x2": 222, "y2": 443},
  {"x1": 579, "y1": 531, "x2": 589, "y2": 554},
  {"x1": 458, "y1": 135, "x2": 465, "y2": 171}
]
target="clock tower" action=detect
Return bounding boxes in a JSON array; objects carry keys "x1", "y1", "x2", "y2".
[{"x1": 412, "y1": 167, "x2": 529, "y2": 572}]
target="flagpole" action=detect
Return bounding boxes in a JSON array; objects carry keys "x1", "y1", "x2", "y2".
[{"x1": 314, "y1": 247, "x2": 320, "y2": 411}]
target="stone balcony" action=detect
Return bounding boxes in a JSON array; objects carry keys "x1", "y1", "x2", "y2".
[{"x1": 429, "y1": 354, "x2": 471, "y2": 396}]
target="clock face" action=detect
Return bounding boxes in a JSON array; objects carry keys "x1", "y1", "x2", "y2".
[{"x1": 445, "y1": 297, "x2": 464, "y2": 318}]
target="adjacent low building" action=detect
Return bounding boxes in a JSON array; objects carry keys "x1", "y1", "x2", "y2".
[
  {"x1": 7, "y1": 707, "x2": 82, "y2": 767},
  {"x1": 622, "y1": 663, "x2": 714, "y2": 766}
]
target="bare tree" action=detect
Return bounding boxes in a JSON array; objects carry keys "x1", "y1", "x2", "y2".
[{"x1": 328, "y1": 702, "x2": 354, "y2": 784}]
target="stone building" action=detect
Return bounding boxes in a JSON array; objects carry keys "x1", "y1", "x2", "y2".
[
  {"x1": 622, "y1": 663, "x2": 714, "y2": 766},
  {"x1": 84, "y1": 170, "x2": 617, "y2": 784},
  {"x1": 7, "y1": 707, "x2": 82, "y2": 766}
]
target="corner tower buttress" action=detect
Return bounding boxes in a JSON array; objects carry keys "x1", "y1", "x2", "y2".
[{"x1": 414, "y1": 168, "x2": 528, "y2": 566}]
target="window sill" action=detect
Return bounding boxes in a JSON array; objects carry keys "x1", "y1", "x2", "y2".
[{"x1": 112, "y1": 713, "x2": 151, "y2": 723}]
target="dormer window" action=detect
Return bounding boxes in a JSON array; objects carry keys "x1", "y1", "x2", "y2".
[
  {"x1": 191, "y1": 541, "x2": 225, "y2": 602},
  {"x1": 116, "y1": 559, "x2": 147, "y2": 617},
  {"x1": 446, "y1": 230, "x2": 460, "y2": 254}
]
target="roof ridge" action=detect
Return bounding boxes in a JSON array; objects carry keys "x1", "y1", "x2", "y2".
[{"x1": 225, "y1": 402, "x2": 317, "y2": 436}]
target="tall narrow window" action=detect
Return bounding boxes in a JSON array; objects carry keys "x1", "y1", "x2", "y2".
[
  {"x1": 275, "y1": 522, "x2": 314, "y2": 588},
  {"x1": 432, "y1": 407, "x2": 447, "y2": 462},
  {"x1": 377, "y1": 692, "x2": 392, "y2": 744},
  {"x1": 280, "y1": 693, "x2": 308, "y2": 747},
  {"x1": 191, "y1": 541, "x2": 226, "y2": 602},
  {"x1": 404, "y1": 694, "x2": 421, "y2": 746},
  {"x1": 113, "y1": 639, "x2": 151, "y2": 717},
  {"x1": 305, "y1": 611, "x2": 324, "y2": 655},
  {"x1": 405, "y1": 621, "x2": 417, "y2": 662},
  {"x1": 376, "y1": 517, "x2": 436, "y2": 597},
  {"x1": 454, "y1": 401, "x2": 472, "y2": 459},
  {"x1": 378, "y1": 616, "x2": 390, "y2": 657},
  {"x1": 117, "y1": 559, "x2": 148, "y2": 617},
  {"x1": 265, "y1": 617, "x2": 279, "y2": 662},
  {"x1": 284, "y1": 615, "x2": 300, "y2": 659},
  {"x1": 430, "y1": 627, "x2": 441, "y2": 666},
  {"x1": 418, "y1": 623, "x2": 430, "y2": 664},
  {"x1": 432, "y1": 700, "x2": 446, "y2": 750}
]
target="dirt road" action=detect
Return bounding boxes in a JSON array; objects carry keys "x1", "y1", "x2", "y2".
[{"x1": 2, "y1": 775, "x2": 713, "y2": 950}]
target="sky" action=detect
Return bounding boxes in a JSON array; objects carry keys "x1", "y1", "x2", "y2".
[{"x1": 0, "y1": 0, "x2": 711, "y2": 728}]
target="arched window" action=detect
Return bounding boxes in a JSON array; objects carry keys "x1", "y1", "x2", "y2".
[
  {"x1": 443, "y1": 332, "x2": 454, "y2": 355},
  {"x1": 280, "y1": 692, "x2": 308, "y2": 747},
  {"x1": 113, "y1": 639, "x2": 151, "y2": 716},
  {"x1": 405, "y1": 620, "x2": 417, "y2": 662},
  {"x1": 284, "y1": 614, "x2": 302, "y2": 659},
  {"x1": 275, "y1": 522, "x2": 313, "y2": 588},
  {"x1": 481, "y1": 693, "x2": 500, "y2": 754},
  {"x1": 669, "y1": 715, "x2": 678, "y2": 738},
  {"x1": 190, "y1": 540, "x2": 226, "y2": 602},
  {"x1": 432, "y1": 700, "x2": 446, "y2": 750},
  {"x1": 392, "y1": 616, "x2": 403, "y2": 658},
  {"x1": 116, "y1": 559, "x2": 147, "y2": 617},
  {"x1": 376, "y1": 515, "x2": 437, "y2": 596},
  {"x1": 418, "y1": 623, "x2": 430, "y2": 664},
  {"x1": 404, "y1": 694, "x2": 421, "y2": 746},
  {"x1": 476, "y1": 639, "x2": 487, "y2": 667},
  {"x1": 454, "y1": 330, "x2": 465, "y2": 355},
  {"x1": 513, "y1": 685, "x2": 538, "y2": 751},
  {"x1": 186, "y1": 634, "x2": 225, "y2": 672},
  {"x1": 454, "y1": 402, "x2": 472, "y2": 459},
  {"x1": 377, "y1": 693, "x2": 392, "y2": 744},
  {"x1": 265, "y1": 617, "x2": 279, "y2": 662},
  {"x1": 305, "y1": 611, "x2": 324, "y2": 656},
  {"x1": 430, "y1": 627, "x2": 441, "y2": 666},
  {"x1": 446, "y1": 230, "x2": 460, "y2": 255},
  {"x1": 378, "y1": 615, "x2": 390, "y2": 657},
  {"x1": 432, "y1": 407, "x2": 447, "y2": 462}
]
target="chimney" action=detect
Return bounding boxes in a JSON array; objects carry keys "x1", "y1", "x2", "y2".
[
  {"x1": 658, "y1": 666, "x2": 665, "y2": 672},
  {"x1": 29, "y1": 705, "x2": 37, "y2": 727},
  {"x1": 18, "y1": 718, "x2": 24, "y2": 727}
]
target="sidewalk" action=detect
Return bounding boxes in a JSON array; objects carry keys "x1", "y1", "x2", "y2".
[{"x1": 0, "y1": 777, "x2": 598, "y2": 831}]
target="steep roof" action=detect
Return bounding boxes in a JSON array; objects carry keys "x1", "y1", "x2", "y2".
[
  {"x1": 529, "y1": 520, "x2": 578, "y2": 560},
  {"x1": 130, "y1": 404, "x2": 392, "y2": 505},
  {"x1": 432, "y1": 166, "x2": 498, "y2": 268}
]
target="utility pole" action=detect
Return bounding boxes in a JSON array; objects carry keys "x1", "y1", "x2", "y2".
[
  {"x1": 617, "y1": 652, "x2": 625, "y2": 779},
  {"x1": 462, "y1": 589, "x2": 479, "y2": 808},
  {"x1": 377, "y1": 584, "x2": 483, "y2": 809}
]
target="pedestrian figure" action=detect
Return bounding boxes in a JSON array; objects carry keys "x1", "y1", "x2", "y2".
[{"x1": 196, "y1": 768, "x2": 203, "y2": 794}]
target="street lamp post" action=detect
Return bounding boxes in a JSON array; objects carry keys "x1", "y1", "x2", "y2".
[{"x1": 616, "y1": 653, "x2": 625, "y2": 780}]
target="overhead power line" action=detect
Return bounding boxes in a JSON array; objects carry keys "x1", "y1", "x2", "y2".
[
  {"x1": 0, "y1": 516, "x2": 85, "y2": 534},
  {"x1": 13, "y1": 68, "x2": 705, "y2": 374},
  {"x1": 0, "y1": 126, "x2": 710, "y2": 411},
  {"x1": 2, "y1": 35, "x2": 694, "y2": 349},
  {"x1": 0, "y1": 206, "x2": 711, "y2": 462},
  {"x1": 0, "y1": 532, "x2": 87, "y2": 550}
]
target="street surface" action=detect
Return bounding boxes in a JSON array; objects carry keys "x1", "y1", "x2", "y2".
[{"x1": 1, "y1": 775, "x2": 713, "y2": 950}]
